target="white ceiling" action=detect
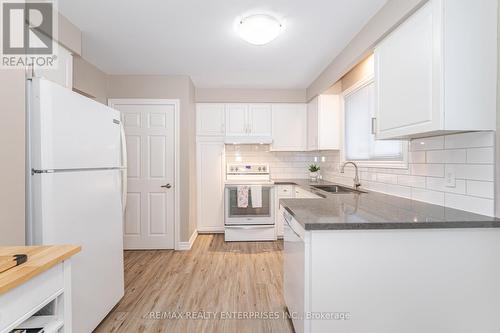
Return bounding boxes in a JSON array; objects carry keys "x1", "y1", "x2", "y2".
[{"x1": 59, "y1": 0, "x2": 386, "y2": 89}]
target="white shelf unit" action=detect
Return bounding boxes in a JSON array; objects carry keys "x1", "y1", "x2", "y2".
[{"x1": 0, "y1": 261, "x2": 72, "y2": 333}]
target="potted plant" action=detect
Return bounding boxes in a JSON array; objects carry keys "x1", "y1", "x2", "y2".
[{"x1": 309, "y1": 164, "x2": 320, "y2": 182}]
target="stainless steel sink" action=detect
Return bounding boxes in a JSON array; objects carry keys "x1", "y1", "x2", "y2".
[{"x1": 312, "y1": 185, "x2": 365, "y2": 194}]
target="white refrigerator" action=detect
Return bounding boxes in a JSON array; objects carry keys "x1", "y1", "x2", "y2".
[{"x1": 26, "y1": 78, "x2": 126, "y2": 333}]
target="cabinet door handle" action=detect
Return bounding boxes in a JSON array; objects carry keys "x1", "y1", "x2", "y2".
[{"x1": 371, "y1": 117, "x2": 377, "y2": 135}]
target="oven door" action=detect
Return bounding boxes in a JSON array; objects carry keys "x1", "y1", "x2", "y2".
[{"x1": 225, "y1": 186, "x2": 274, "y2": 225}]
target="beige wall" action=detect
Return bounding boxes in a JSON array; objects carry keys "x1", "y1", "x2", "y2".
[
  {"x1": 0, "y1": 13, "x2": 82, "y2": 246},
  {"x1": 73, "y1": 56, "x2": 108, "y2": 104},
  {"x1": 195, "y1": 88, "x2": 306, "y2": 103},
  {"x1": 57, "y1": 13, "x2": 82, "y2": 55},
  {"x1": 0, "y1": 70, "x2": 26, "y2": 245},
  {"x1": 340, "y1": 55, "x2": 374, "y2": 92},
  {"x1": 307, "y1": 0, "x2": 427, "y2": 100},
  {"x1": 107, "y1": 75, "x2": 197, "y2": 242}
]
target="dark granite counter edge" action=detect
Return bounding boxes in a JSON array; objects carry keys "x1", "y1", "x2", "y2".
[
  {"x1": 278, "y1": 180, "x2": 500, "y2": 230},
  {"x1": 283, "y1": 206, "x2": 500, "y2": 230}
]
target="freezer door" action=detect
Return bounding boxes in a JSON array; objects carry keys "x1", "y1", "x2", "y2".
[
  {"x1": 31, "y1": 170, "x2": 124, "y2": 333},
  {"x1": 29, "y1": 78, "x2": 122, "y2": 170}
]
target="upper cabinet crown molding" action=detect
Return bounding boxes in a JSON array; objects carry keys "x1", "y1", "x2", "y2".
[
  {"x1": 374, "y1": 0, "x2": 497, "y2": 140},
  {"x1": 307, "y1": 95, "x2": 341, "y2": 151}
]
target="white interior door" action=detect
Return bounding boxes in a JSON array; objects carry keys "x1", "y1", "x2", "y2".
[{"x1": 112, "y1": 101, "x2": 176, "y2": 249}]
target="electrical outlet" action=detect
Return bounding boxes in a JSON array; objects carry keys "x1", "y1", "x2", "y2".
[{"x1": 445, "y1": 167, "x2": 456, "y2": 187}]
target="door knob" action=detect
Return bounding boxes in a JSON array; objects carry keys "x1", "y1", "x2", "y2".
[{"x1": 161, "y1": 184, "x2": 172, "y2": 189}]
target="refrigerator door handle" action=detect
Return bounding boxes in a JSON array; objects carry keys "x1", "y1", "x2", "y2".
[{"x1": 120, "y1": 123, "x2": 128, "y2": 214}]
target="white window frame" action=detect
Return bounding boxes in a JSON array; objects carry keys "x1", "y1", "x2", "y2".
[{"x1": 340, "y1": 75, "x2": 409, "y2": 169}]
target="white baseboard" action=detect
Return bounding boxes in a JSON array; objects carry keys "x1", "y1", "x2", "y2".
[
  {"x1": 177, "y1": 230, "x2": 198, "y2": 251},
  {"x1": 197, "y1": 226, "x2": 225, "y2": 233}
]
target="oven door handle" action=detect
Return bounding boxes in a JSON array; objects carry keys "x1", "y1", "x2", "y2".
[{"x1": 224, "y1": 225, "x2": 274, "y2": 230}]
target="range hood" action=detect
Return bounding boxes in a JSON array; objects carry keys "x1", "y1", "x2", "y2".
[{"x1": 224, "y1": 136, "x2": 273, "y2": 145}]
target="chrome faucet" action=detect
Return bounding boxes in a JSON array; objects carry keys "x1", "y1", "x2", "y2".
[{"x1": 340, "y1": 162, "x2": 361, "y2": 189}]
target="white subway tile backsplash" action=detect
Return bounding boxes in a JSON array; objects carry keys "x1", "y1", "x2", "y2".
[
  {"x1": 226, "y1": 131, "x2": 495, "y2": 216},
  {"x1": 444, "y1": 132, "x2": 494, "y2": 149},
  {"x1": 409, "y1": 151, "x2": 426, "y2": 163},
  {"x1": 426, "y1": 177, "x2": 466, "y2": 194},
  {"x1": 445, "y1": 193, "x2": 494, "y2": 216},
  {"x1": 410, "y1": 136, "x2": 444, "y2": 151},
  {"x1": 376, "y1": 173, "x2": 398, "y2": 184},
  {"x1": 466, "y1": 180, "x2": 494, "y2": 199},
  {"x1": 447, "y1": 164, "x2": 494, "y2": 181},
  {"x1": 364, "y1": 181, "x2": 412, "y2": 199},
  {"x1": 410, "y1": 164, "x2": 445, "y2": 177},
  {"x1": 397, "y1": 175, "x2": 426, "y2": 188},
  {"x1": 225, "y1": 145, "x2": 338, "y2": 180},
  {"x1": 466, "y1": 147, "x2": 494, "y2": 164},
  {"x1": 426, "y1": 149, "x2": 466, "y2": 164},
  {"x1": 411, "y1": 188, "x2": 445, "y2": 206}
]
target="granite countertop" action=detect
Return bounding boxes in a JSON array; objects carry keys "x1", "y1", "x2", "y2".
[{"x1": 274, "y1": 179, "x2": 500, "y2": 230}]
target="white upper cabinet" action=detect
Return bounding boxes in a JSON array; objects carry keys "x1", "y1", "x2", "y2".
[
  {"x1": 33, "y1": 44, "x2": 73, "y2": 89},
  {"x1": 196, "y1": 103, "x2": 225, "y2": 136},
  {"x1": 225, "y1": 104, "x2": 248, "y2": 136},
  {"x1": 248, "y1": 104, "x2": 272, "y2": 136},
  {"x1": 375, "y1": 0, "x2": 497, "y2": 139},
  {"x1": 271, "y1": 104, "x2": 307, "y2": 151},
  {"x1": 307, "y1": 95, "x2": 341, "y2": 151},
  {"x1": 307, "y1": 97, "x2": 319, "y2": 150},
  {"x1": 225, "y1": 103, "x2": 272, "y2": 138}
]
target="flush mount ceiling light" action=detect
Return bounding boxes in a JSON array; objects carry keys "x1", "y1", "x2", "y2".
[{"x1": 237, "y1": 14, "x2": 283, "y2": 45}]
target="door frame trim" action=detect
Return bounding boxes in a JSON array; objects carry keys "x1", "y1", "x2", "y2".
[{"x1": 108, "y1": 98, "x2": 181, "y2": 250}]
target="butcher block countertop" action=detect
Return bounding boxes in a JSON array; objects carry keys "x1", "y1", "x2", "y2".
[{"x1": 0, "y1": 245, "x2": 81, "y2": 295}]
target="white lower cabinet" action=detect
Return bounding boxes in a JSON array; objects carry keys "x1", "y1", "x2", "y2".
[
  {"x1": 196, "y1": 138, "x2": 225, "y2": 233},
  {"x1": 275, "y1": 185, "x2": 294, "y2": 238},
  {"x1": 276, "y1": 185, "x2": 321, "y2": 238},
  {"x1": 284, "y1": 214, "x2": 500, "y2": 333},
  {"x1": 294, "y1": 186, "x2": 321, "y2": 199}
]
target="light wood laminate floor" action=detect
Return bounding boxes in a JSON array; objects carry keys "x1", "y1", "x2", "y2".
[{"x1": 94, "y1": 234, "x2": 294, "y2": 333}]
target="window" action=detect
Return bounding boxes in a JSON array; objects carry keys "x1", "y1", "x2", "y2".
[{"x1": 343, "y1": 77, "x2": 407, "y2": 167}]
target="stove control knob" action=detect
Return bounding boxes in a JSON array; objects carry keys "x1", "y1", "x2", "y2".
[
  {"x1": 262, "y1": 166, "x2": 267, "y2": 171},
  {"x1": 258, "y1": 167, "x2": 262, "y2": 171}
]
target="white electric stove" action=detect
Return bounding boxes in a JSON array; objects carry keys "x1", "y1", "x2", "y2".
[{"x1": 224, "y1": 164, "x2": 276, "y2": 242}]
